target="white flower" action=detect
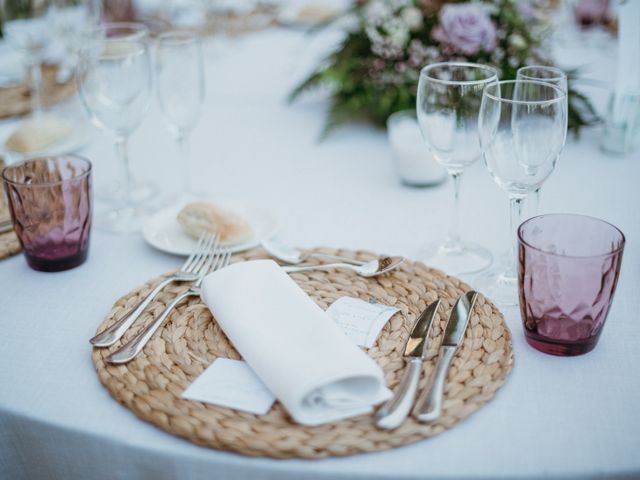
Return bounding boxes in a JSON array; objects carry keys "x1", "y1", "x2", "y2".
[
  {"x1": 383, "y1": 17, "x2": 410, "y2": 48},
  {"x1": 401, "y1": 6, "x2": 423, "y2": 31},
  {"x1": 364, "y1": 0, "x2": 392, "y2": 24},
  {"x1": 508, "y1": 33, "x2": 527, "y2": 50}
]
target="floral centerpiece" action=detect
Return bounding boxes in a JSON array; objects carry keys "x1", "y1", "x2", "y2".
[{"x1": 290, "y1": 0, "x2": 597, "y2": 136}]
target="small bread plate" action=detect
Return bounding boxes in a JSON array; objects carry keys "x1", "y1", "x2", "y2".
[{"x1": 142, "y1": 202, "x2": 278, "y2": 256}]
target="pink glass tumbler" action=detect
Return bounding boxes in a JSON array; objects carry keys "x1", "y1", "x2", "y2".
[
  {"x1": 517, "y1": 214, "x2": 625, "y2": 356},
  {"x1": 2, "y1": 155, "x2": 92, "y2": 272}
]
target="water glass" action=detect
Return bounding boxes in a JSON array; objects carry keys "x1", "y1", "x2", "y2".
[
  {"x1": 2, "y1": 156, "x2": 92, "y2": 272},
  {"x1": 518, "y1": 214, "x2": 625, "y2": 356}
]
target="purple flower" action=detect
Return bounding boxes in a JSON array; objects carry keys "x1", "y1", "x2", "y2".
[
  {"x1": 575, "y1": 0, "x2": 610, "y2": 28},
  {"x1": 432, "y1": 3, "x2": 497, "y2": 56}
]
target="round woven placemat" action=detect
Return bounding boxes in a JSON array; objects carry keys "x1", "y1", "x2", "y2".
[
  {"x1": 0, "y1": 194, "x2": 21, "y2": 260},
  {"x1": 0, "y1": 65, "x2": 75, "y2": 119},
  {"x1": 92, "y1": 248, "x2": 513, "y2": 459}
]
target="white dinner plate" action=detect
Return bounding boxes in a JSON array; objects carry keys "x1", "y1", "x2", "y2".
[{"x1": 142, "y1": 202, "x2": 278, "y2": 256}]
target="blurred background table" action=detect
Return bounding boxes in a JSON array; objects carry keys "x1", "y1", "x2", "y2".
[{"x1": 0, "y1": 24, "x2": 638, "y2": 480}]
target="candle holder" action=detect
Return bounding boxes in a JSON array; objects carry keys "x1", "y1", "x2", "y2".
[{"x1": 386, "y1": 110, "x2": 445, "y2": 187}]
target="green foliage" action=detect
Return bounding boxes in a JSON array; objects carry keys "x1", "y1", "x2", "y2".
[{"x1": 290, "y1": 0, "x2": 598, "y2": 137}]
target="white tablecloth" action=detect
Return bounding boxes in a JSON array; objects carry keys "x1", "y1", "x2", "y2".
[{"x1": 1, "y1": 28, "x2": 639, "y2": 479}]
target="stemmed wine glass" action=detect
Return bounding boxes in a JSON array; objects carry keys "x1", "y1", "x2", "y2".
[
  {"x1": 516, "y1": 65, "x2": 568, "y2": 216},
  {"x1": 416, "y1": 62, "x2": 499, "y2": 275},
  {"x1": 476, "y1": 79, "x2": 568, "y2": 305},
  {"x1": 51, "y1": 0, "x2": 102, "y2": 75},
  {"x1": 1, "y1": 0, "x2": 51, "y2": 116},
  {"x1": 155, "y1": 31, "x2": 206, "y2": 198},
  {"x1": 76, "y1": 37, "x2": 153, "y2": 233}
]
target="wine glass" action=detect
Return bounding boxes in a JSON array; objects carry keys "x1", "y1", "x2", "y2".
[
  {"x1": 516, "y1": 65, "x2": 568, "y2": 216},
  {"x1": 155, "y1": 31, "x2": 206, "y2": 198},
  {"x1": 86, "y1": 22, "x2": 156, "y2": 205},
  {"x1": 476, "y1": 79, "x2": 568, "y2": 305},
  {"x1": 1, "y1": 0, "x2": 51, "y2": 116},
  {"x1": 76, "y1": 38, "x2": 153, "y2": 233},
  {"x1": 416, "y1": 62, "x2": 499, "y2": 275},
  {"x1": 51, "y1": 0, "x2": 102, "y2": 60}
]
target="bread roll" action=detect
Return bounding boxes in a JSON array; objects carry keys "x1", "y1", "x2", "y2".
[
  {"x1": 5, "y1": 117, "x2": 73, "y2": 154},
  {"x1": 177, "y1": 202, "x2": 253, "y2": 246}
]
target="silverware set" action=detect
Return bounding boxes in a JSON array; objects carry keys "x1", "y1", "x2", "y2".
[
  {"x1": 90, "y1": 232, "x2": 231, "y2": 364},
  {"x1": 262, "y1": 239, "x2": 405, "y2": 278},
  {"x1": 376, "y1": 291, "x2": 479, "y2": 428}
]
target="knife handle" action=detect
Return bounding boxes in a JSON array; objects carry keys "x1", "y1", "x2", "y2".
[
  {"x1": 412, "y1": 345, "x2": 457, "y2": 422},
  {"x1": 375, "y1": 357, "x2": 423, "y2": 430}
]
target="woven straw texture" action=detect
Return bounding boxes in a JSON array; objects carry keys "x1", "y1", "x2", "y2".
[
  {"x1": 0, "y1": 65, "x2": 75, "y2": 119},
  {"x1": 92, "y1": 248, "x2": 513, "y2": 459},
  {"x1": 0, "y1": 190, "x2": 21, "y2": 260}
]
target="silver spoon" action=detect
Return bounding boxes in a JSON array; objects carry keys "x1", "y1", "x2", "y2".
[
  {"x1": 282, "y1": 256, "x2": 404, "y2": 278},
  {"x1": 262, "y1": 238, "x2": 367, "y2": 265}
]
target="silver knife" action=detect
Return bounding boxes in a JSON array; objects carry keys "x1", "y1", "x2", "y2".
[
  {"x1": 375, "y1": 299, "x2": 441, "y2": 430},
  {"x1": 413, "y1": 291, "x2": 478, "y2": 422}
]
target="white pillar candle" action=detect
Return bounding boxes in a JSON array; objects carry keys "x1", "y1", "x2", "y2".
[{"x1": 387, "y1": 111, "x2": 446, "y2": 187}]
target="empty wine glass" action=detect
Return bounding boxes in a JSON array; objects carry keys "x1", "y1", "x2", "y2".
[
  {"x1": 516, "y1": 65, "x2": 568, "y2": 216},
  {"x1": 416, "y1": 62, "x2": 499, "y2": 275},
  {"x1": 51, "y1": 0, "x2": 102, "y2": 62},
  {"x1": 1, "y1": 0, "x2": 51, "y2": 115},
  {"x1": 476, "y1": 79, "x2": 568, "y2": 305},
  {"x1": 155, "y1": 31, "x2": 206, "y2": 198},
  {"x1": 77, "y1": 38, "x2": 152, "y2": 233}
]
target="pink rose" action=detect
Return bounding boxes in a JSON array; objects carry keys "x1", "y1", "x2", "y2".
[
  {"x1": 432, "y1": 3, "x2": 497, "y2": 56},
  {"x1": 575, "y1": 0, "x2": 610, "y2": 27}
]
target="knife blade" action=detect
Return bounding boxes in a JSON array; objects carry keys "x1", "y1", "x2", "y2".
[
  {"x1": 375, "y1": 299, "x2": 441, "y2": 430},
  {"x1": 412, "y1": 291, "x2": 478, "y2": 422}
]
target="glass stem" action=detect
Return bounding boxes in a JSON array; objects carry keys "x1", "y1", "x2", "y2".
[
  {"x1": 177, "y1": 133, "x2": 192, "y2": 194},
  {"x1": 446, "y1": 170, "x2": 463, "y2": 251},
  {"x1": 506, "y1": 196, "x2": 524, "y2": 280},
  {"x1": 29, "y1": 59, "x2": 43, "y2": 116},
  {"x1": 114, "y1": 135, "x2": 132, "y2": 206},
  {"x1": 532, "y1": 187, "x2": 541, "y2": 216}
]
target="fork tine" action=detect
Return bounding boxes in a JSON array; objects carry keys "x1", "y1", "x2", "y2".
[
  {"x1": 189, "y1": 233, "x2": 217, "y2": 274},
  {"x1": 182, "y1": 232, "x2": 209, "y2": 273}
]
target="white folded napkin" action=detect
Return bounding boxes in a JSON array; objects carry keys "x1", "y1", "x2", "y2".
[{"x1": 200, "y1": 259, "x2": 391, "y2": 426}]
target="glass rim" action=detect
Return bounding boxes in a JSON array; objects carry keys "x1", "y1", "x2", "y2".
[
  {"x1": 82, "y1": 38, "x2": 149, "y2": 60},
  {"x1": 517, "y1": 65, "x2": 567, "y2": 82},
  {"x1": 99, "y1": 21, "x2": 150, "y2": 39},
  {"x1": 517, "y1": 213, "x2": 626, "y2": 259},
  {"x1": 2, "y1": 155, "x2": 92, "y2": 188},
  {"x1": 419, "y1": 62, "x2": 498, "y2": 86},
  {"x1": 483, "y1": 79, "x2": 567, "y2": 106},
  {"x1": 157, "y1": 30, "x2": 201, "y2": 45}
]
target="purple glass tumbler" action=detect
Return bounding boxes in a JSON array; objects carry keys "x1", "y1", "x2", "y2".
[
  {"x1": 2, "y1": 155, "x2": 92, "y2": 272},
  {"x1": 518, "y1": 214, "x2": 625, "y2": 356}
]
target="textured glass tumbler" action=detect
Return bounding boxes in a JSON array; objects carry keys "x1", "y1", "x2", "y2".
[
  {"x1": 2, "y1": 156, "x2": 92, "y2": 272},
  {"x1": 518, "y1": 214, "x2": 625, "y2": 356}
]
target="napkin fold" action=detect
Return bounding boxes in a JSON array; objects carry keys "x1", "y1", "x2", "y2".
[{"x1": 201, "y1": 260, "x2": 391, "y2": 426}]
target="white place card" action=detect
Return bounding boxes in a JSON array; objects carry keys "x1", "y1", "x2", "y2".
[
  {"x1": 182, "y1": 297, "x2": 399, "y2": 415},
  {"x1": 326, "y1": 297, "x2": 400, "y2": 348},
  {"x1": 181, "y1": 358, "x2": 275, "y2": 415}
]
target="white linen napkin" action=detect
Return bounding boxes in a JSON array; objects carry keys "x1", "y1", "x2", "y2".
[{"x1": 200, "y1": 259, "x2": 391, "y2": 426}]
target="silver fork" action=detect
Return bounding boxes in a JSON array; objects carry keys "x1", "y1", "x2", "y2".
[
  {"x1": 106, "y1": 248, "x2": 232, "y2": 364},
  {"x1": 90, "y1": 233, "x2": 220, "y2": 348}
]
